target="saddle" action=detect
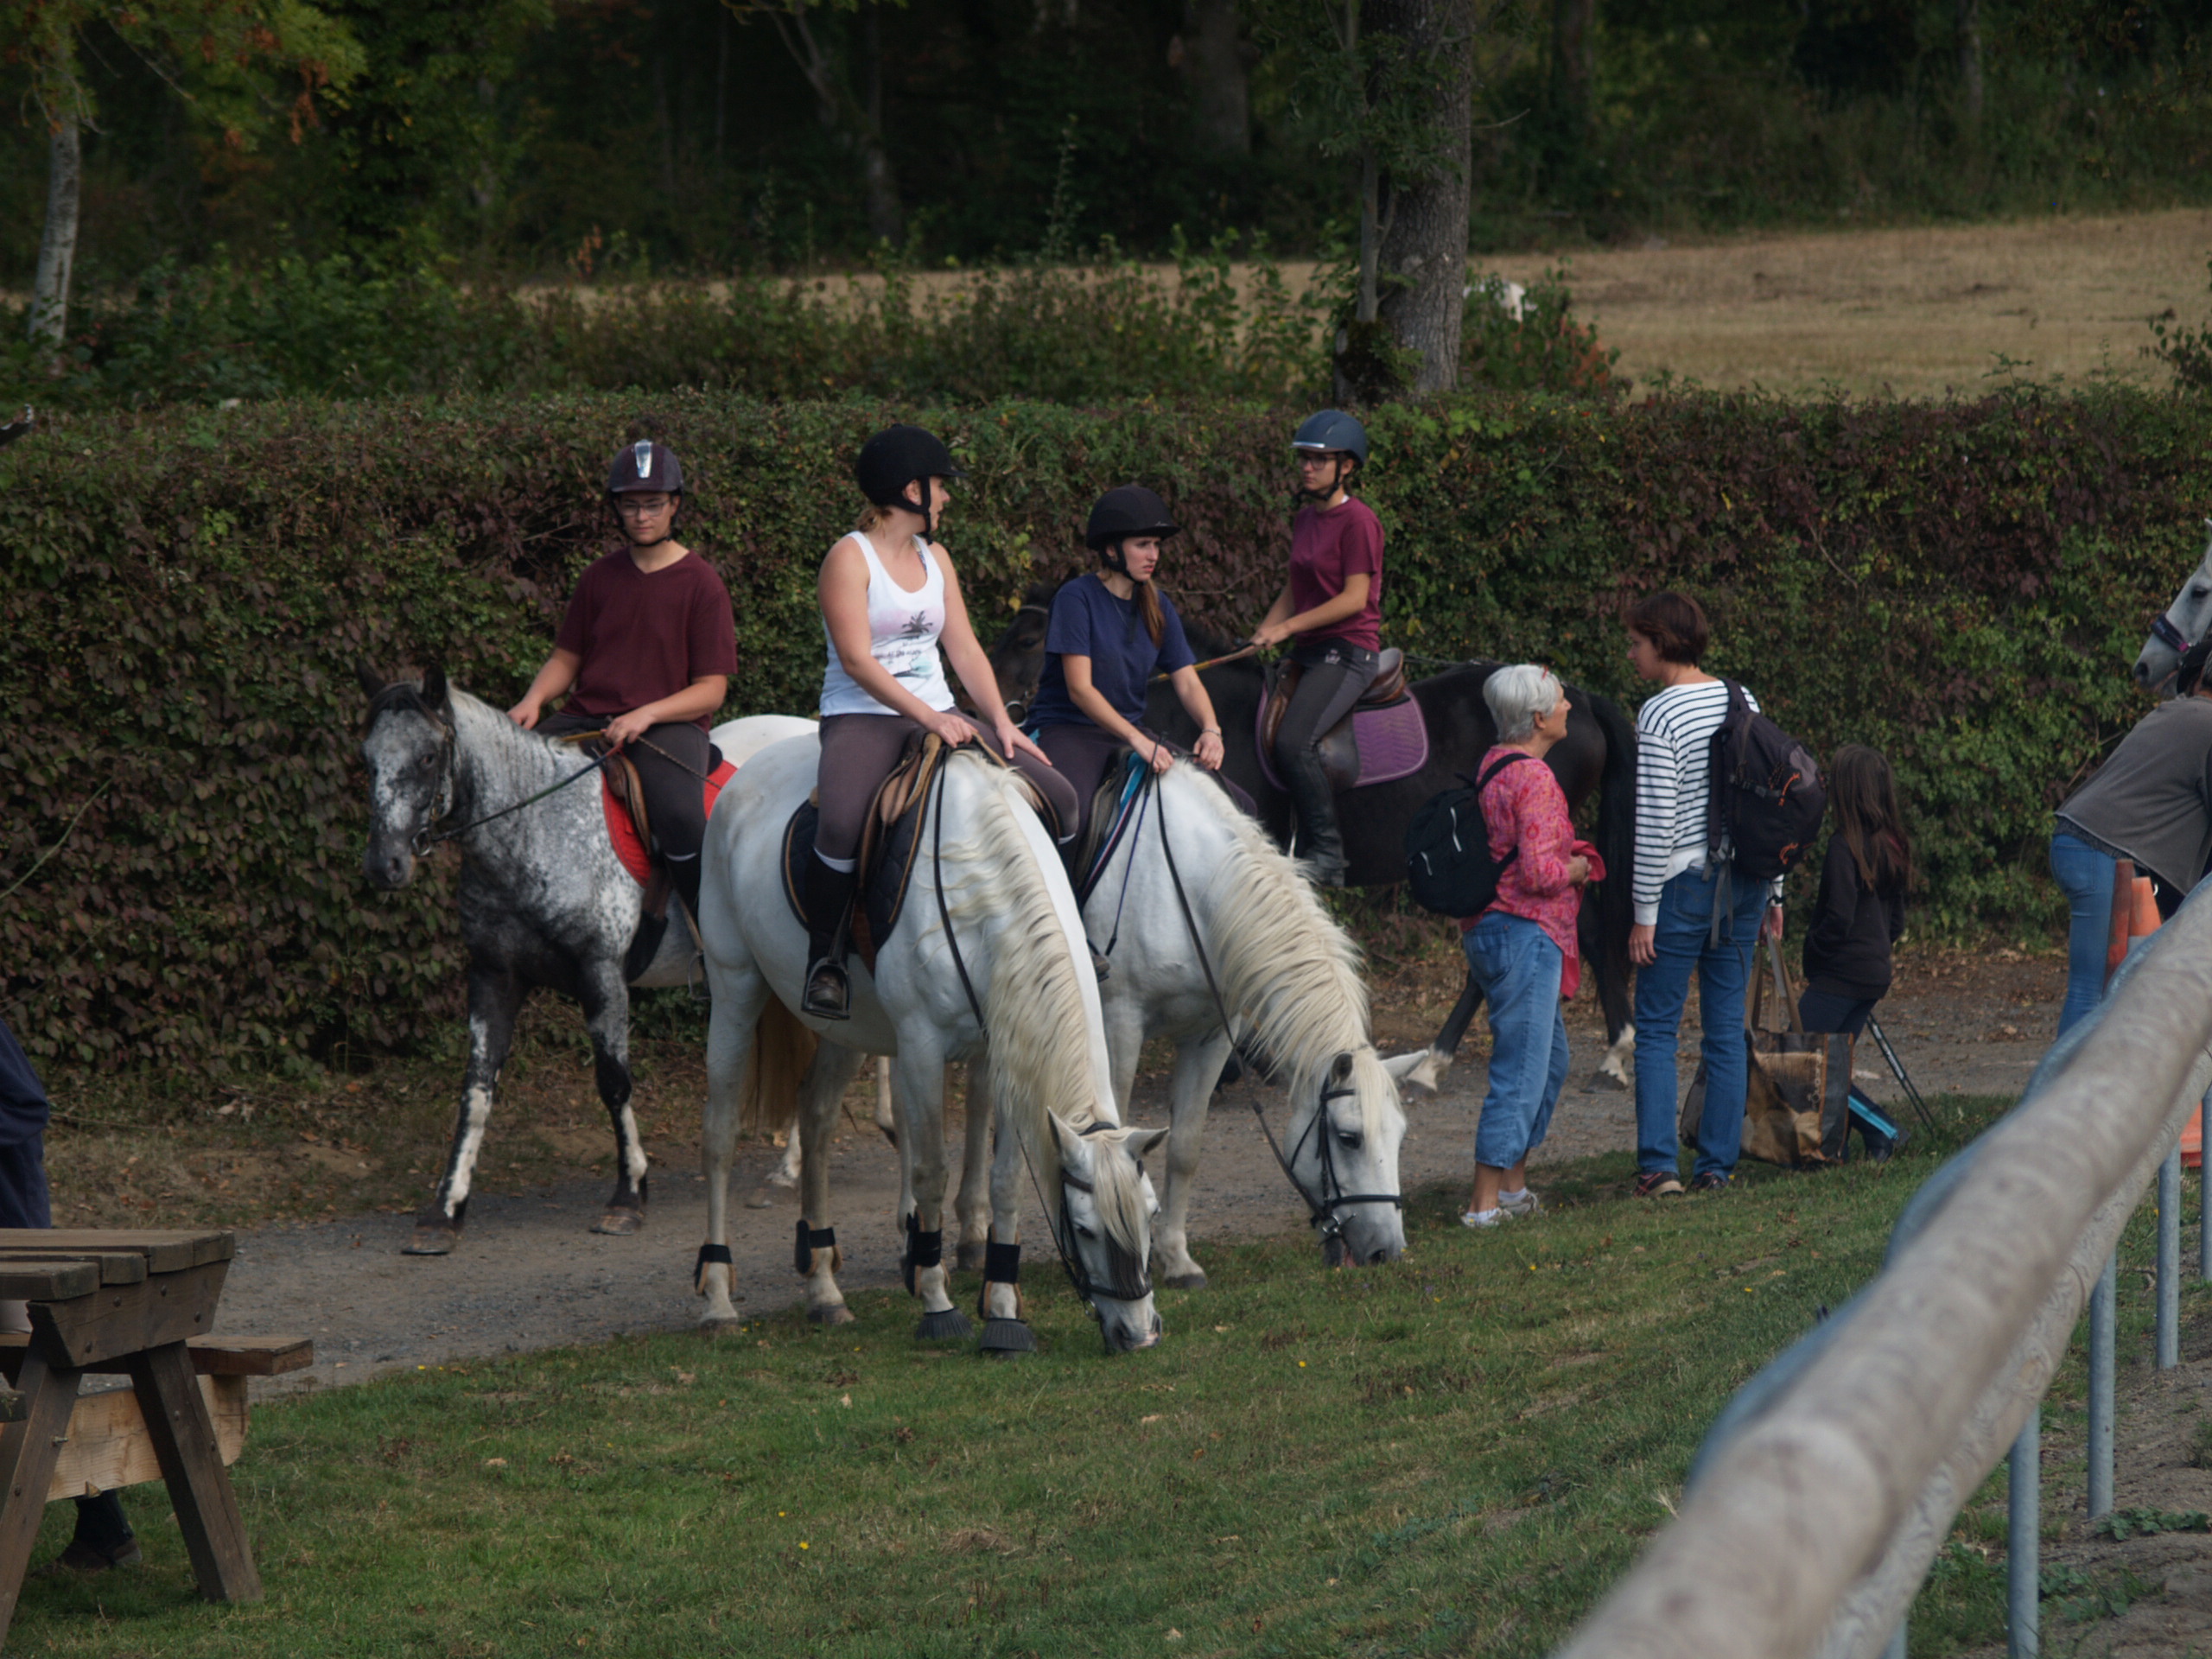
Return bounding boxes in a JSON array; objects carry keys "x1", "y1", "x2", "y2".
[
  {"x1": 573, "y1": 737, "x2": 737, "y2": 980},
  {"x1": 1255, "y1": 648, "x2": 1429, "y2": 792},
  {"x1": 780, "y1": 731, "x2": 957, "y2": 975}
]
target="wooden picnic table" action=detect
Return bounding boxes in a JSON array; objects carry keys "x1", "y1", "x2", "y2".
[{"x1": 0, "y1": 1228, "x2": 308, "y2": 1646}]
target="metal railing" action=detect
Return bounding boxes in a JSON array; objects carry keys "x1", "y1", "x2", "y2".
[{"x1": 1549, "y1": 878, "x2": 2212, "y2": 1659}]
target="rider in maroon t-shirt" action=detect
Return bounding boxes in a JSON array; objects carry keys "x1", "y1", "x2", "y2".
[
  {"x1": 508, "y1": 441, "x2": 738, "y2": 921},
  {"x1": 1249, "y1": 410, "x2": 1383, "y2": 887}
]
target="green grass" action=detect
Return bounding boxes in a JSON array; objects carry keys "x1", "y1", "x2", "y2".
[{"x1": 19, "y1": 1099, "x2": 2055, "y2": 1658}]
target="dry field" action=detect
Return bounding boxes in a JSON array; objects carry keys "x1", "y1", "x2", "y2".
[
  {"x1": 567, "y1": 207, "x2": 2212, "y2": 400},
  {"x1": 1483, "y1": 207, "x2": 2212, "y2": 398}
]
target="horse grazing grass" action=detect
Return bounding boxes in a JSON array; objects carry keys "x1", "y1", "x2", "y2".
[{"x1": 694, "y1": 734, "x2": 1167, "y2": 1354}]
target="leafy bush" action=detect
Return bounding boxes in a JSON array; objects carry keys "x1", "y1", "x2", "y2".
[{"x1": 0, "y1": 387, "x2": 2193, "y2": 1073}]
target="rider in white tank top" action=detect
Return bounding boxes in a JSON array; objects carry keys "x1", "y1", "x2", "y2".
[{"x1": 818, "y1": 532, "x2": 956, "y2": 718}]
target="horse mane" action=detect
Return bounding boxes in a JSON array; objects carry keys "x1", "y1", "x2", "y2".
[
  {"x1": 1160, "y1": 766, "x2": 1393, "y2": 1140},
  {"x1": 937, "y1": 753, "x2": 1147, "y2": 1268}
]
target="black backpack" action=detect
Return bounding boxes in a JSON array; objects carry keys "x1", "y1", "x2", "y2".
[
  {"x1": 1707, "y1": 682, "x2": 1825, "y2": 882},
  {"x1": 1404, "y1": 753, "x2": 1534, "y2": 918}
]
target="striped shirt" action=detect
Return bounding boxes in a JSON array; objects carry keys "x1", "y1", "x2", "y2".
[{"x1": 1632, "y1": 677, "x2": 1757, "y2": 925}]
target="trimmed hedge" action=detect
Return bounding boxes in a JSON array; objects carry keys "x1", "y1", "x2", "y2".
[{"x1": 0, "y1": 390, "x2": 2195, "y2": 1073}]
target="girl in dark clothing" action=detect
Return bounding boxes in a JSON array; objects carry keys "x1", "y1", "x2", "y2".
[
  {"x1": 1800, "y1": 744, "x2": 1911, "y2": 1036},
  {"x1": 0, "y1": 1018, "x2": 138, "y2": 1571}
]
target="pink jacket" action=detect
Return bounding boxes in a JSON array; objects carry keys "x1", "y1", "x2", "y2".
[{"x1": 1456, "y1": 747, "x2": 1607, "y2": 998}]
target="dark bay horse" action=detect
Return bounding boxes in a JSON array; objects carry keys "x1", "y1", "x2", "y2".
[{"x1": 984, "y1": 589, "x2": 1638, "y2": 1087}]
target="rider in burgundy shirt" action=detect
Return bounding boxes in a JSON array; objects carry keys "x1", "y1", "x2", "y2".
[
  {"x1": 1249, "y1": 410, "x2": 1384, "y2": 887},
  {"x1": 507, "y1": 440, "x2": 737, "y2": 921}
]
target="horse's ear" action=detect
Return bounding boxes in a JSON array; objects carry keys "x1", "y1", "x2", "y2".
[
  {"x1": 1050, "y1": 1116, "x2": 1087, "y2": 1166},
  {"x1": 421, "y1": 662, "x2": 449, "y2": 713},
  {"x1": 1330, "y1": 1051, "x2": 1356, "y2": 1086},
  {"x1": 1128, "y1": 1125, "x2": 1169, "y2": 1160},
  {"x1": 357, "y1": 661, "x2": 386, "y2": 700}
]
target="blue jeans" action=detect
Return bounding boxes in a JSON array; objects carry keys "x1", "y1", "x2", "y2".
[
  {"x1": 1635, "y1": 865, "x2": 1768, "y2": 1179},
  {"x1": 1465, "y1": 912, "x2": 1568, "y2": 1169},
  {"x1": 2050, "y1": 831, "x2": 2117, "y2": 1037}
]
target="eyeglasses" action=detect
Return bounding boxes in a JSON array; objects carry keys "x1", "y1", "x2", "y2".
[
  {"x1": 1295, "y1": 454, "x2": 1342, "y2": 470},
  {"x1": 615, "y1": 497, "x2": 674, "y2": 516}
]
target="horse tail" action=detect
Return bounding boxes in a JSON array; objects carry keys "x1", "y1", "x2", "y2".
[
  {"x1": 741, "y1": 998, "x2": 818, "y2": 1141},
  {"x1": 1585, "y1": 687, "x2": 1639, "y2": 1049}
]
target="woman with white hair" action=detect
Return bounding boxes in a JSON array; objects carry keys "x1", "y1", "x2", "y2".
[{"x1": 1458, "y1": 664, "x2": 1603, "y2": 1228}]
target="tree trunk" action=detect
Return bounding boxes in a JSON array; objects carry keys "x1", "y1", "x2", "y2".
[
  {"x1": 1179, "y1": 0, "x2": 1251, "y2": 156},
  {"x1": 1956, "y1": 0, "x2": 1983, "y2": 132},
  {"x1": 856, "y1": 4, "x2": 904, "y2": 245},
  {"x1": 29, "y1": 109, "x2": 81, "y2": 353},
  {"x1": 1551, "y1": 0, "x2": 1593, "y2": 133},
  {"x1": 1368, "y1": 0, "x2": 1474, "y2": 394}
]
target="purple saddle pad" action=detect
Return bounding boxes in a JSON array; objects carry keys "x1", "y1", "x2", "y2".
[{"x1": 1255, "y1": 694, "x2": 1430, "y2": 792}]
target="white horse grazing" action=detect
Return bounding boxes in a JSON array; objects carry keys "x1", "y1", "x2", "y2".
[
  {"x1": 694, "y1": 735, "x2": 1167, "y2": 1352},
  {"x1": 2133, "y1": 520, "x2": 2212, "y2": 694},
  {"x1": 953, "y1": 760, "x2": 1408, "y2": 1287}
]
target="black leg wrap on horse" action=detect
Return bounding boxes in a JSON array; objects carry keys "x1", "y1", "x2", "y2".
[
  {"x1": 902, "y1": 1212, "x2": 943, "y2": 1295},
  {"x1": 694, "y1": 1241, "x2": 734, "y2": 1291},
  {"x1": 984, "y1": 1239, "x2": 1022, "y2": 1283},
  {"x1": 793, "y1": 1221, "x2": 836, "y2": 1275}
]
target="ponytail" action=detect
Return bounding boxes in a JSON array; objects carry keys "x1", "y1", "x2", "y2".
[{"x1": 1134, "y1": 577, "x2": 1165, "y2": 646}]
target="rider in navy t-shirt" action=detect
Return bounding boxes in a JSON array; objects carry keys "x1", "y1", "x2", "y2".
[{"x1": 1029, "y1": 486, "x2": 1245, "y2": 850}]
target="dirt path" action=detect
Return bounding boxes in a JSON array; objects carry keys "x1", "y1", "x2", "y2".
[{"x1": 207, "y1": 947, "x2": 2062, "y2": 1395}]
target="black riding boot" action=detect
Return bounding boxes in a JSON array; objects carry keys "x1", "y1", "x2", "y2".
[
  {"x1": 801, "y1": 856, "x2": 859, "y2": 1020},
  {"x1": 1283, "y1": 750, "x2": 1348, "y2": 887}
]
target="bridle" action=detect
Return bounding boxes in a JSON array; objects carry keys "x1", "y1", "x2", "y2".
[
  {"x1": 2145, "y1": 611, "x2": 2198, "y2": 696},
  {"x1": 369, "y1": 693, "x2": 607, "y2": 860},
  {"x1": 1146, "y1": 765, "x2": 1403, "y2": 1253},
  {"x1": 923, "y1": 751, "x2": 1150, "y2": 1342}
]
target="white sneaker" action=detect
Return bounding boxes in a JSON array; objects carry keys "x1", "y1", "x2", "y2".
[
  {"x1": 1459, "y1": 1207, "x2": 1510, "y2": 1229},
  {"x1": 1497, "y1": 1188, "x2": 1541, "y2": 1217}
]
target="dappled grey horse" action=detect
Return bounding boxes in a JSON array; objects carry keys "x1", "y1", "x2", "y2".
[{"x1": 358, "y1": 665, "x2": 743, "y2": 1254}]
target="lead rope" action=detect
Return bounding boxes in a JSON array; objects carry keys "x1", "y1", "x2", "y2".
[
  {"x1": 416, "y1": 726, "x2": 610, "y2": 854},
  {"x1": 927, "y1": 758, "x2": 1103, "y2": 1333}
]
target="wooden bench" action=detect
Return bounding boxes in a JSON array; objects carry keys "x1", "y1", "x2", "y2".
[{"x1": 0, "y1": 1230, "x2": 310, "y2": 1645}]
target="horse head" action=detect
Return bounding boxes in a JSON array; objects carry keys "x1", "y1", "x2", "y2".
[
  {"x1": 2134, "y1": 523, "x2": 2212, "y2": 696},
  {"x1": 359, "y1": 662, "x2": 453, "y2": 890},
  {"x1": 1289, "y1": 1049, "x2": 1407, "y2": 1268},
  {"x1": 979, "y1": 582, "x2": 1055, "y2": 721},
  {"x1": 1052, "y1": 1116, "x2": 1169, "y2": 1352}
]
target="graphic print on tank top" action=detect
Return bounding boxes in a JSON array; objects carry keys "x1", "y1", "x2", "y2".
[{"x1": 819, "y1": 534, "x2": 956, "y2": 718}]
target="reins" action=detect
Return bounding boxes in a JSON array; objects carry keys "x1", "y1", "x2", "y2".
[
  {"x1": 924, "y1": 751, "x2": 1128, "y2": 1341},
  {"x1": 1146, "y1": 766, "x2": 1404, "y2": 1249},
  {"x1": 409, "y1": 721, "x2": 713, "y2": 856}
]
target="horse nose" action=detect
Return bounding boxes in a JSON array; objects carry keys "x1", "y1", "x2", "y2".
[
  {"x1": 1367, "y1": 1244, "x2": 1401, "y2": 1266},
  {"x1": 2133, "y1": 658, "x2": 2151, "y2": 683},
  {"x1": 364, "y1": 848, "x2": 414, "y2": 890}
]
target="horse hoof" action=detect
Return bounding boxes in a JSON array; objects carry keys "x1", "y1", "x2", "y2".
[
  {"x1": 808, "y1": 1304, "x2": 856, "y2": 1326},
  {"x1": 700, "y1": 1315, "x2": 746, "y2": 1337},
  {"x1": 1160, "y1": 1268, "x2": 1208, "y2": 1291},
  {"x1": 915, "y1": 1309, "x2": 973, "y2": 1343},
  {"x1": 592, "y1": 1210, "x2": 645, "y2": 1236},
  {"x1": 979, "y1": 1318, "x2": 1037, "y2": 1357},
  {"x1": 956, "y1": 1241, "x2": 986, "y2": 1274},
  {"x1": 403, "y1": 1225, "x2": 459, "y2": 1256},
  {"x1": 1582, "y1": 1071, "x2": 1628, "y2": 1094}
]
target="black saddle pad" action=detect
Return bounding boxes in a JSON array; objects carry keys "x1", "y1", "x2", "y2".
[{"x1": 781, "y1": 795, "x2": 930, "y2": 974}]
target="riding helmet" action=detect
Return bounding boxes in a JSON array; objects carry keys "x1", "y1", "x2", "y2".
[
  {"x1": 855, "y1": 424, "x2": 965, "y2": 512},
  {"x1": 1292, "y1": 410, "x2": 1370, "y2": 467},
  {"x1": 607, "y1": 438, "x2": 684, "y2": 495},
  {"x1": 1084, "y1": 485, "x2": 1181, "y2": 550}
]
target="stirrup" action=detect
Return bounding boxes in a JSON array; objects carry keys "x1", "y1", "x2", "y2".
[{"x1": 801, "y1": 957, "x2": 850, "y2": 1020}]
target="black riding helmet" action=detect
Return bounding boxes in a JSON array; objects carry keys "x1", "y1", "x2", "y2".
[
  {"x1": 607, "y1": 438, "x2": 685, "y2": 496},
  {"x1": 855, "y1": 424, "x2": 964, "y2": 536},
  {"x1": 1084, "y1": 486, "x2": 1180, "y2": 565}
]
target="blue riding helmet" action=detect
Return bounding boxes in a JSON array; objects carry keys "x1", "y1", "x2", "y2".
[{"x1": 1293, "y1": 410, "x2": 1369, "y2": 468}]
